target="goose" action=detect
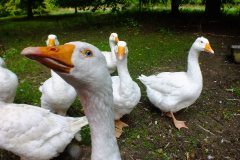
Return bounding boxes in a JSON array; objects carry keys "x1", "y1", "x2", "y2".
[
  {"x1": 0, "y1": 101, "x2": 88, "y2": 160},
  {"x1": 112, "y1": 41, "x2": 141, "y2": 138},
  {"x1": 0, "y1": 57, "x2": 18, "y2": 103},
  {"x1": 138, "y1": 37, "x2": 214, "y2": 129},
  {"x1": 39, "y1": 34, "x2": 77, "y2": 116},
  {"x1": 22, "y1": 41, "x2": 121, "y2": 160},
  {"x1": 102, "y1": 33, "x2": 119, "y2": 74},
  {"x1": 46, "y1": 34, "x2": 59, "y2": 47}
]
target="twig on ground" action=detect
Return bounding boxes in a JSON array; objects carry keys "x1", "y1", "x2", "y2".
[
  {"x1": 226, "y1": 99, "x2": 240, "y2": 102},
  {"x1": 197, "y1": 124, "x2": 215, "y2": 136}
]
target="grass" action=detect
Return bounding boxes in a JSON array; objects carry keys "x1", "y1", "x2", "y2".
[{"x1": 0, "y1": 11, "x2": 240, "y2": 159}]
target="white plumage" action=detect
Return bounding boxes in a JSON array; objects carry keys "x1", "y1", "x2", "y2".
[
  {"x1": 139, "y1": 37, "x2": 214, "y2": 129},
  {"x1": 112, "y1": 41, "x2": 141, "y2": 137},
  {"x1": 101, "y1": 33, "x2": 119, "y2": 74},
  {"x1": 46, "y1": 34, "x2": 59, "y2": 47},
  {"x1": 39, "y1": 34, "x2": 77, "y2": 116},
  {"x1": 0, "y1": 101, "x2": 88, "y2": 160},
  {"x1": 0, "y1": 57, "x2": 18, "y2": 103},
  {"x1": 39, "y1": 70, "x2": 77, "y2": 116},
  {"x1": 22, "y1": 41, "x2": 121, "y2": 160}
]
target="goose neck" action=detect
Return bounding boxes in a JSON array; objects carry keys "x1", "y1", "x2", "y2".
[
  {"x1": 117, "y1": 58, "x2": 132, "y2": 86},
  {"x1": 187, "y1": 47, "x2": 202, "y2": 82},
  {"x1": 76, "y1": 80, "x2": 121, "y2": 160}
]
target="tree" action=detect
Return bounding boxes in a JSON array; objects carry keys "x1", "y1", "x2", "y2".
[
  {"x1": 205, "y1": 0, "x2": 221, "y2": 18},
  {"x1": 17, "y1": 0, "x2": 45, "y2": 17},
  {"x1": 171, "y1": 0, "x2": 180, "y2": 15},
  {"x1": 0, "y1": 0, "x2": 21, "y2": 17},
  {"x1": 55, "y1": 0, "x2": 96, "y2": 14},
  {"x1": 138, "y1": 0, "x2": 166, "y2": 11}
]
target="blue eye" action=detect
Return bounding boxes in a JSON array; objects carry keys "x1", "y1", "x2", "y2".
[{"x1": 85, "y1": 50, "x2": 92, "y2": 56}]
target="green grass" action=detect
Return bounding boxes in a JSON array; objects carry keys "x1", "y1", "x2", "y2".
[
  {"x1": 0, "y1": 12, "x2": 206, "y2": 157},
  {"x1": 0, "y1": 11, "x2": 239, "y2": 159}
]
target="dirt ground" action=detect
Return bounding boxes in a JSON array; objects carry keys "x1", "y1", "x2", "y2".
[
  {"x1": 0, "y1": 14, "x2": 240, "y2": 160},
  {"x1": 60, "y1": 16, "x2": 240, "y2": 160}
]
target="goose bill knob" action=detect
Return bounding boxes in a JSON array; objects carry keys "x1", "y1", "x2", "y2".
[
  {"x1": 21, "y1": 44, "x2": 75, "y2": 73},
  {"x1": 48, "y1": 38, "x2": 56, "y2": 47},
  {"x1": 117, "y1": 41, "x2": 127, "y2": 60},
  {"x1": 117, "y1": 46, "x2": 125, "y2": 60}
]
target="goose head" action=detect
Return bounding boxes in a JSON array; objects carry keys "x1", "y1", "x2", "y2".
[
  {"x1": 21, "y1": 41, "x2": 121, "y2": 160},
  {"x1": 21, "y1": 42, "x2": 109, "y2": 90},
  {"x1": 109, "y1": 33, "x2": 119, "y2": 45},
  {"x1": 192, "y1": 37, "x2": 214, "y2": 54},
  {"x1": 115, "y1": 41, "x2": 128, "y2": 61},
  {"x1": 46, "y1": 34, "x2": 59, "y2": 47}
]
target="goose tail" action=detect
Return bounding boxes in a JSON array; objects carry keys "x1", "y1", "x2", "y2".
[
  {"x1": 138, "y1": 74, "x2": 148, "y2": 85},
  {"x1": 39, "y1": 85, "x2": 43, "y2": 92},
  {"x1": 70, "y1": 116, "x2": 88, "y2": 133}
]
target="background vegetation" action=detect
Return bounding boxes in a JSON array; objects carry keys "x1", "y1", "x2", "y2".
[
  {"x1": 0, "y1": 0, "x2": 240, "y2": 18},
  {"x1": 0, "y1": 0, "x2": 239, "y2": 159}
]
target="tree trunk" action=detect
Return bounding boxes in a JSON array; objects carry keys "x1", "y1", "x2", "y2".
[
  {"x1": 74, "y1": 6, "x2": 77, "y2": 14},
  {"x1": 27, "y1": 0, "x2": 33, "y2": 18},
  {"x1": 139, "y1": 0, "x2": 142, "y2": 12},
  {"x1": 171, "y1": 0, "x2": 179, "y2": 16},
  {"x1": 205, "y1": 0, "x2": 221, "y2": 18}
]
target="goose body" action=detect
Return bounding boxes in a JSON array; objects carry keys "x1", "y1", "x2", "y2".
[
  {"x1": 39, "y1": 34, "x2": 77, "y2": 116},
  {"x1": 0, "y1": 101, "x2": 88, "y2": 160},
  {"x1": 39, "y1": 70, "x2": 77, "y2": 116},
  {"x1": 22, "y1": 41, "x2": 121, "y2": 160},
  {"x1": 0, "y1": 57, "x2": 18, "y2": 103},
  {"x1": 112, "y1": 41, "x2": 141, "y2": 137},
  {"x1": 101, "y1": 33, "x2": 119, "y2": 74},
  {"x1": 139, "y1": 37, "x2": 214, "y2": 129}
]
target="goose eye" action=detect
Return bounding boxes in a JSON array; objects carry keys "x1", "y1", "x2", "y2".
[
  {"x1": 200, "y1": 41, "x2": 203, "y2": 43},
  {"x1": 82, "y1": 49, "x2": 93, "y2": 57}
]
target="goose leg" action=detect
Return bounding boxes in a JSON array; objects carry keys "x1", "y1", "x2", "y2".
[
  {"x1": 166, "y1": 112, "x2": 188, "y2": 129},
  {"x1": 115, "y1": 120, "x2": 129, "y2": 138}
]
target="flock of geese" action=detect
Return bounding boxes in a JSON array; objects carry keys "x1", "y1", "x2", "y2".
[{"x1": 0, "y1": 33, "x2": 214, "y2": 160}]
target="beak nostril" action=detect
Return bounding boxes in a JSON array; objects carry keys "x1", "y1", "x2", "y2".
[{"x1": 50, "y1": 48, "x2": 57, "y2": 51}]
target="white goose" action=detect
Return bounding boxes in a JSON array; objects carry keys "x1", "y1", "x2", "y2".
[
  {"x1": 112, "y1": 41, "x2": 141, "y2": 138},
  {"x1": 46, "y1": 34, "x2": 59, "y2": 47},
  {"x1": 0, "y1": 101, "x2": 88, "y2": 160},
  {"x1": 138, "y1": 37, "x2": 214, "y2": 129},
  {"x1": 22, "y1": 41, "x2": 121, "y2": 160},
  {"x1": 39, "y1": 34, "x2": 77, "y2": 116},
  {"x1": 0, "y1": 57, "x2": 18, "y2": 103},
  {"x1": 102, "y1": 33, "x2": 119, "y2": 74}
]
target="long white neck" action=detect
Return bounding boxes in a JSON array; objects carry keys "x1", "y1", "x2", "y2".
[
  {"x1": 187, "y1": 47, "x2": 202, "y2": 83},
  {"x1": 75, "y1": 76, "x2": 121, "y2": 160},
  {"x1": 117, "y1": 57, "x2": 132, "y2": 90},
  {"x1": 110, "y1": 41, "x2": 117, "y2": 62}
]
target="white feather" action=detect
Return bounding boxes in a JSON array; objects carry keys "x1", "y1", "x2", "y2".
[
  {"x1": 0, "y1": 57, "x2": 18, "y2": 103},
  {"x1": 139, "y1": 37, "x2": 213, "y2": 113},
  {"x1": 112, "y1": 41, "x2": 141, "y2": 120},
  {"x1": 0, "y1": 101, "x2": 88, "y2": 160},
  {"x1": 101, "y1": 33, "x2": 119, "y2": 74}
]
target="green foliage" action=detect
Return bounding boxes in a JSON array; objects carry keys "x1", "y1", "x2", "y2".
[
  {"x1": 55, "y1": 0, "x2": 133, "y2": 13},
  {"x1": 0, "y1": 0, "x2": 23, "y2": 17},
  {"x1": 1, "y1": 0, "x2": 240, "y2": 17}
]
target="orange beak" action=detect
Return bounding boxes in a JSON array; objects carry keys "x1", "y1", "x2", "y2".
[
  {"x1": 204, "y1": 43, "x2": 214, "y2": 54},
  {"x1": 48, "y1": 39, "x2": 55, "y2": 47},
  {"x1": 118, "y1": 46, "x2": 125, "y2": 60},
  {"x1": 115, "y1": 37, "x2": 119, "y2": 43},
  {"x1": 21, "y1": 44, "x2": 75, "y2": 73}
]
